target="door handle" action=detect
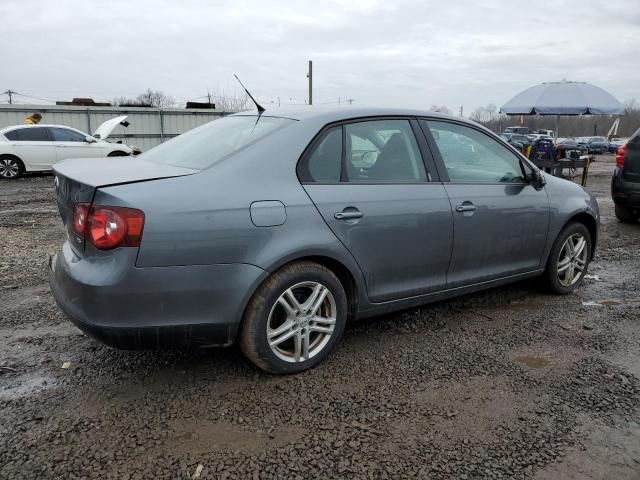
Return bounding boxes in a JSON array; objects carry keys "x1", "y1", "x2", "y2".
[
  {"x1": 455, "y1": 203, "x2": 476, "y2": 213},
  {"x1": 334, "y1": 210, "x2": 363, "y2": 220}
]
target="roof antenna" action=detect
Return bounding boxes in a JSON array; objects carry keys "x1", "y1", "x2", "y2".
[{"x1": 234, "y1": 74, "x2": 265, "y2": 114}]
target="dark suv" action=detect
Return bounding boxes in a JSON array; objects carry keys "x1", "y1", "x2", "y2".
[{"x1": 612, "y1": 128, "x2": 640, "y2": 223}]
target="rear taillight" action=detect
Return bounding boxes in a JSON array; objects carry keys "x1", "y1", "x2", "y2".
[
  {"x1": 72, "y1": 203, "x2": 90, "y2": 236},
  {"x1": 616, "y1": 144, "x2": 628, "y2": 168},
  {"x1": 73, "y1": 204, "x2": 145, "y2": 250}
]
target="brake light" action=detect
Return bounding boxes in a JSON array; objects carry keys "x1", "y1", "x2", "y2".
[
  {"x1": 73, "y1": 204, "x2": 145, "y2": 250},
  {"x1": 615, "y1": 144, "x2": 627, "y2": 168},
  {"x1": 72, "y1": 203, "x2": 90, "y2": 236}
]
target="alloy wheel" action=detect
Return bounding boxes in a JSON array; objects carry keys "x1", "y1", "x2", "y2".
[
  {"x1": 557, "y1": 233, "x2": 588, "y2": 287},
  {"x1": 0, "y1": 158, "x2": 20, "y2": 178},
  {"x1": 267, "y1": 281, "x2": 337, "y2": 363}
]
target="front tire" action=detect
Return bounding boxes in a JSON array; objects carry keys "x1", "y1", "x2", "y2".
[
  {"x1": 239, "y1": 261, "x2": 347, "y2": 374},
  {"x1": 615, "y1": 204, "x2": 637, "y2": 224},
  {"x1": 544, "y1": 222, "x2": 592, "y2": 294},
  {"x1": 0, "y1": 156, "x2": 24, "y2": 179}
]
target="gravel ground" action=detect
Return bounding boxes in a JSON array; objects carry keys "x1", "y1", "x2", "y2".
[{"x1": 1, "y1": 157, "x2": 639, "y2": 479}]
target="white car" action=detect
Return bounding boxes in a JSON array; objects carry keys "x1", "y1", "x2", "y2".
[{"x1": 0, "y1": 115, "x2": 133, "y2": 179}]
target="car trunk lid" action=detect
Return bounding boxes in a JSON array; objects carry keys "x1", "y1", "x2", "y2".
[{"x1": 53, "y1": 157, "x2": 197, "y2": 255}]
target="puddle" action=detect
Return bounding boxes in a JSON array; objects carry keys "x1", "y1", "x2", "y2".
[
  {"x1": 0, "y1": 372, "x2": 58, "y2": 400},
  {"x1": 167, "y1": 420, "x2": 306, "y2": 455},
  {"x1": 515, "y1": 355, "x2": 551, "y2": 369}
]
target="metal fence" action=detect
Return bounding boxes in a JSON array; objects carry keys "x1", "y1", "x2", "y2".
[{"x1": 0, "y1": 104, "x2": 230, "y2": 152}]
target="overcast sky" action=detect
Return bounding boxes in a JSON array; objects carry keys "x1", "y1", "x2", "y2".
[{"x1": 1, "y1": 0, "x2": 638, "y2": 113}]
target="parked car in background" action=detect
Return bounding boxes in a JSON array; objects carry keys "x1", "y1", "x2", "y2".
[
  {"x1": 503, "y1": 126, "x2": 532, "y2": 135},
  {"x1": 527, "y1": 134, "x2": 554, "y2": 143},
  {"x1": 608, "y1": 137, "x2": 629, "y2": 154},
  {"x1": 503, "y1": 133, "x2": 534, "y2": 148},
  {"x1": 611, "y1": 128, "x2": 640, "y2": 223},
  {"x1": 555, "y1": 137, "x2": 588, "y2": 153},
  {"x1": 0, "y1": 115, "x2": 133, "y2": 179},
  {"x1": 48, "y1": 107, "x2": 599, "y2": 373},
  {"x1": 534, "y1": 129, "x2": 555, "y2": 137},
  {"x1": 576, "y1": 136, "x2": 609, "y2": 154},
  {"x1": 500, "y1": 134, "x2": 524, "y2": 150}
]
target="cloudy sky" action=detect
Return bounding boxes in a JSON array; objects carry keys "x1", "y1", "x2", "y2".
[{"x1": 1, "y1": 0, "x2": 638, "y2": 113}]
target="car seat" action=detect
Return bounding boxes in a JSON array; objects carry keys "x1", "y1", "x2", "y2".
[{"x1": 367, "y1": 133, "x2": 416, "y2": 182}]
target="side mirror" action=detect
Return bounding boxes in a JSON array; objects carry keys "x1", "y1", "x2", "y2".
[
  {"x1": 85, "y1": 136, "x2": 96, "y2": 143},
  {"x1": 531, "y1": 168, "x2": 546, "y2": 189}
]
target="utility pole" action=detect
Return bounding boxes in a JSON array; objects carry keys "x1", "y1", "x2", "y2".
[
  {"x1": 307, "y1": 60, "x2": 313, "y2": 106},
  {"x1": 206, "y1": 91, "x2": 212, "y2": 108},
  {"x1": 459, "y1": 105, "x2": 463, "y2": 117},
  {"x1": 3, "y1": 89, "x2": 15, "y2": 104}
]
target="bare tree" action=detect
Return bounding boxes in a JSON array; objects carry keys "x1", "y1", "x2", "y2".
[
  {"x1": 112, "y1": 89, "x2": 175, "y2": 108},
  {"x1": 211, "y1": 92, "x2": 252, "y2": 111},
  {"x1": 136, "y1": 89, "x2": 175, "y2": 108},
  {"x1": 470, "y1": 103, "x2": 500, "y2": 124}
]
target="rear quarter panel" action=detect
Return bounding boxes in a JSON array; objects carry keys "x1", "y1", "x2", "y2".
[{"x1": 94, "y1": 118, "x2": 368, "y2": 302}]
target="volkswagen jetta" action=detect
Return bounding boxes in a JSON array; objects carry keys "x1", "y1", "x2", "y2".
[{"x1": 48, "y1": 107, "x2": 599, "y2": 373}]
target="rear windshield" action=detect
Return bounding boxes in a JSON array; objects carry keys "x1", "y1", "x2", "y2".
[{"x1": 141, "y1": 115, "x2": 293, "y2": 169}]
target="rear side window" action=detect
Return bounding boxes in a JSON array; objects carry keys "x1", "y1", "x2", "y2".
[
  {"x1": 345, "y1": 120, "x2": 427, "y2": 183},
  {"x1": 141, "y1": 116, "x2": 293, "y2": 170},
  {"x1": 4, "y1": 127, "x2": 50, "y2": 141},
  {"x1": 298, "y1": 126, "x2": 342, "y2": 183},
  {"x1": 51, "y1": 127, "x2": 87, "y2": 142}
]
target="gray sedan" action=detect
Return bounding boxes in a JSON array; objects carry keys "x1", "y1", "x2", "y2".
[{"x1": 48, "y1": 107, "x2": 599, "y2": 373}]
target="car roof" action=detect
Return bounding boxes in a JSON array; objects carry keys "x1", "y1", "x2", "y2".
[
  {"x1": 230, "y1": 105, "x2": 473, "y2": 125},
  {"x1": 0, "y1": 124, "x2": 82, "y2": 133}
]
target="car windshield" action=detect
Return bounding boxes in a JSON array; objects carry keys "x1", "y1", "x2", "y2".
[{"x1": 141, "y1": 115, "x2": 293, "y2": 169}]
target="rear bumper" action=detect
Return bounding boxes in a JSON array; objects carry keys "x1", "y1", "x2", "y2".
[
  {"x1": 48, "y1": 242, "x2": 268, "y2": 349},
  {"x1": 612, "y1": 168, "x2": 640, "y2": 208}
]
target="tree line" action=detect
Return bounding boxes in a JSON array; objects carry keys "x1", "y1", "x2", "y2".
[
  {"x1": 468, "y1": 100, "x2": 640, "y2": 138},
  {"x1": 111, "y1": 89, "x2": 251, "y2": 110}
]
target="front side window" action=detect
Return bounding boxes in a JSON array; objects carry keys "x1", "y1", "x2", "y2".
[
  {"x1": 424, "y1": 120, "x2": 526, "y2": 183},
  {"x1": 51, "y1": 127, "x2": 87, "y2": 142},
  {"x1": 345, "y1": 120, "x2": 427, "y2": 183},
  {"x1": 142, "y1": 115, "x2": 293, "y2": 170},
  {"x1": 5, "y1": 127, "x2": 50, "y2": 141}
]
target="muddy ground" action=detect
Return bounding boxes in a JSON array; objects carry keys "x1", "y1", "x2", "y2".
[{"x1": 0, "y1": 157, "x2": 639, "y2": 479}]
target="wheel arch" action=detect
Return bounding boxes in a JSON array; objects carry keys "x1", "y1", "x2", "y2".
[
  {"x1": 563, "y1": 211, "x2": 598, "y2": 260},
  {"x1": 0, "y1": 153, "x2": 26, "y2": 176},
  {"x1": 0, "y1": 152, "x2": 24, "y2": 163},
  {"x1": 242, "y1": 254, "x2": 362, "y2": 325},
  {"x1": 107, "y1": 150, "x2": 130, "y2": 157}
]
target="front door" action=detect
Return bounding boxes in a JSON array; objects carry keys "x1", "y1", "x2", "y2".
[
  {"x1": 421, "y1": 119, "x2": 550, "y2": 288},
  {"x1": 299, "y1": 119, "x2": 453, "y2": 302},
  {"x1": 50, "y1": 127, "x2": 101, "y2": 162}
]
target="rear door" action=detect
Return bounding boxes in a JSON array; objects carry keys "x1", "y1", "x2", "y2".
[
  {"x1": 50, "y1": 127, "x2": 104, "y2": 162},
  {"x1": 421, "y1": 119, "x2": 549, "y2": 288},
  {"x1": 299, "y1": 118, "x2": 453, "y2": 302},
  {"x1": 4, "y1": 127, "x2": 55, "y2": 169}
]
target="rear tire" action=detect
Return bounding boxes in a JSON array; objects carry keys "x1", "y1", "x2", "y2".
[
  {"x1": 0, "y1": 155, "x2": 24, "y2": 179},
  {"x1": 239, "y1": 261, "x2": 347, "y2": 374},
  {"x1": 615, "y1": 204, "x2": 637, "y2": 224},
  {"x1": 544, "y1": 222, "x2": 592, "y2": 294},
  {"x1": 108, "y1": 151, "x2": 129, "y2": 157}
]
